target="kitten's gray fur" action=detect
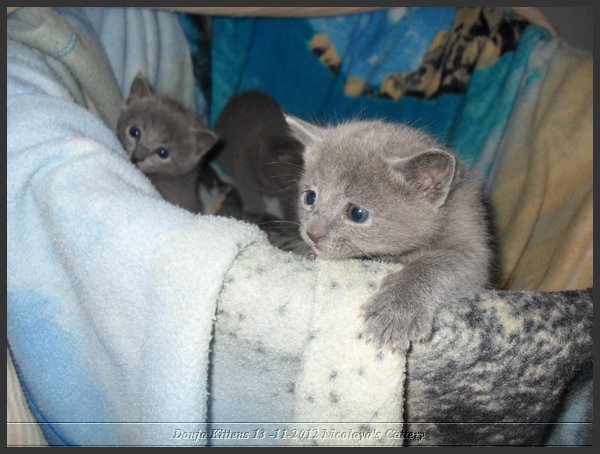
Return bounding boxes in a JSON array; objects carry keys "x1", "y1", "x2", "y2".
[
  {"x1": 286, "y1": 116, "x2": 491, "y2": 351},
  {"x1": 117, "y1": 73, "x2": 218, "y2": 213},
  {"x1": 214, "y1": 91, "x2": 304, "y2": 249}
]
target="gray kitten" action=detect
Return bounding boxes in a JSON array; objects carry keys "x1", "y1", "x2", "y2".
[
  {"x1": 214, "y1": 91, "x2": 304, "y2": 249},
  {"x1": 117, "y1": 73, "x2": 218, "y2": 213},
  {"x1": 286, "y1": 116, "x2": 491, "y2": 351}
]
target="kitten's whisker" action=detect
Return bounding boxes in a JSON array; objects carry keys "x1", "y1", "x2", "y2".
[
  {"x1": 266, "y1": 183, "x2": 301, "y2": 194},
  {"x1": 257, "y1": 220, "x2": 300, "y2": 227},
  {"x1": 260, "y1": 175, "x2": 300, "y2": 184},
  {"x1": 280, "y1": 178, "x2": 301, "y2": 188},
  {"x1": 262, "y1": 161, "x2": 304, "y2": 170},
  {"x1": 263, "y1": 173, "x2": 301, "y2": 179}
]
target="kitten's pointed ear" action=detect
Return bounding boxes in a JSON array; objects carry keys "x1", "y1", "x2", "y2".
[
  {"x1": 392, "y1": 148, "x2": 456, "y2": 208},
  {"x1": 194, "y1": 129, "x2": 219, "y2": 156},
  {"x1": 266, "y1": 133, "x2": 303, "y2": 163},
  {"x1": 125, "y1": 73, "x2": 153, "y2": 103},
  {"x1": 284, "y1": 114, "x2": 324, "y2": 146}
]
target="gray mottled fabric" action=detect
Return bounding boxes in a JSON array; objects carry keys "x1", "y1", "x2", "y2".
[{"x1": 404, "y1": 289, "x2": 593, "y2": 446}]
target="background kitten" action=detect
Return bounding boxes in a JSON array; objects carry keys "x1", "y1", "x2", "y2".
[
  {"x1": 286, "y1": 116, "x2": 492, "y2": 351},
  {"x1": 117, "y1": 73, "x2": 218, "y2": 213},
  {"x1": 213, "y1": 91, "x2": 306, "y2": 251}
]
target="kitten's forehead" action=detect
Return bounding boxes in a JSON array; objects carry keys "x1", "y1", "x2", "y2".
[
  {"x1": 303, "y1": 121, "x2": 430, "y2": 181},
  {"x1": 122, "y1": 98, "x2": 196, "y2": 137},
  {"x1": 302, "y1": 145, "x2": 392, "y2": 202}
]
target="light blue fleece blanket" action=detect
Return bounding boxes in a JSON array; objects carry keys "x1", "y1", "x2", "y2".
[
  {"x1": 6, "y1": 33, "x2": 256, "y2": 445},
  {"x1": 7, "y1": 8, "x2": 407, "y2": 446}
]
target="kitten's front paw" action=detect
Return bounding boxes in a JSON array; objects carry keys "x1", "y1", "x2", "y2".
[{"x1": 361, "y1": 284, "x2": 434, "y2": 352}]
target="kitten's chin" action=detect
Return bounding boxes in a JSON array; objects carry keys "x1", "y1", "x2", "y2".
[
  {"x1": 301, "y1": 232, "x2": 345, "y2": 259},
  {"x1": 311, "y1": 244, "x2": 344, "y2": 260},
  {"x1": 309, "y1": 242, "x2": 329, "y2": 258}
]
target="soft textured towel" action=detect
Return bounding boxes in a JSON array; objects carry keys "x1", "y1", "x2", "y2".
[{"x1": 209, "y1": 242, "x2": 406, "y2": 446}]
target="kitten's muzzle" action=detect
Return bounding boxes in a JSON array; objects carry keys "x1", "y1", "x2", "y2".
[
  {"x1": 306, "y1": 226, "x2": 327, "y2": 246},
  {"x1": 130, "y1": 146, "x2": 150, "y2": 164}
]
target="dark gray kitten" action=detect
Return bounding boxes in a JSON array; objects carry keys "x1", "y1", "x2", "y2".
[
  {"x1": 117, "y1": 73, "x2": 218, "y2": 213},
  {"x1": 286, "y1": 116, "x2": 492, "y2": 351},
  {"x1": 214, "y1": 91, "x2": 304, "y2": 250}
]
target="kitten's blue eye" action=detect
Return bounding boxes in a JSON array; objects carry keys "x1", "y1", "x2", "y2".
[
  {"x1": 129, "y1": 127, "x2": 141, "y2": 138},
  {"x1": 156, "y1": 148, "x2": 169, "y2": 159},
  {"x1": 347, "y1": 204, "x2": 369, "y2": 223},
  {"x1": 304, "y1": 190, "x2": 316, "y2": 206}
]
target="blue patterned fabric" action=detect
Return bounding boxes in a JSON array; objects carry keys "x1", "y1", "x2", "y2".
[{"x1": 210, "y1": 7, "x2": 551, "y2": 183}]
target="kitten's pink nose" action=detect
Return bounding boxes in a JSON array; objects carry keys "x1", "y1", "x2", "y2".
[{"x1": 306, "y1": 226, "x2": 327, "y2": 245}]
